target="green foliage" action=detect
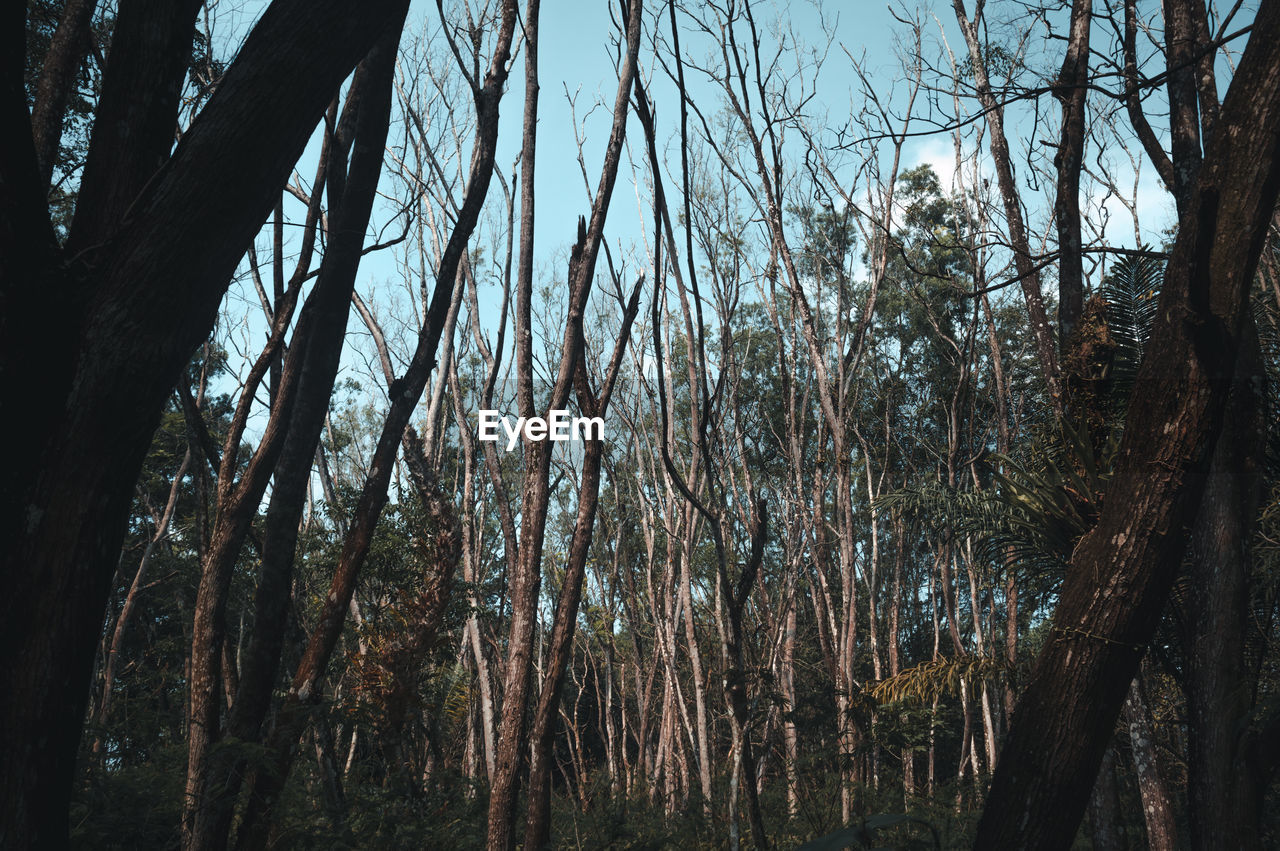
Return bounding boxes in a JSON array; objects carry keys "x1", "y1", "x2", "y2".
[
  {"x1": 878, "y1": 415, "x2": 1119, "y2": 589},
  {"x1": 1098, "y1": 251, "x2": 1160, "y2": 407},
  {"x1": 70, "y1": 746, "x2": 185, "y2": 849}
]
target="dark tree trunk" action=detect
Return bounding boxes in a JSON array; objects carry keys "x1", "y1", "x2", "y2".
[
  {"x1": 973, "y1": 4, "x2": 1280, "y2": 845},
  {"x1": 29, "y1": 0, "x2": 98, "y2": 186},
  {"x1": 67, "y1": 0, "x2": 204, "y2": 253},
  {"x1": 0, "y1": 2, "x2": 410, "y2": 845},
  {"x1": 488, "y1": 2, "x2": 640, "y2": 846},
  {"x1": 952, "y1": 0, "x2": 1064, "y2": 412},
  {"x1": 1185, "y1": 322, "x2": 1266, "y2": 851},
  {"x1": 183, "y1": 31, "x2": 400, "y2": 849},
  {"x1": 524, "y1": 272, "x2": 645, "y2": 848},
  {"x1": 1052, "y1": 0, "x2": 1091, "y2": 349},
  {"x1": 1085, "y1": 746, "x2": 1124, "y2": 851},
  {"x1": 520, "y1": 1, "x2": 644, "y2": 844},
  {"x1": 230, "y1": 7, "x2": 517, "y2": 845},
  {"x1": 523, "y1": 440, "x2": 607, "y2": 851}
]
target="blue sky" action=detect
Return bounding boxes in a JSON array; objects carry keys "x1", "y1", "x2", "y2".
[{"x1": 208, "y1": 0, "x2": 1210, "y2": 436}]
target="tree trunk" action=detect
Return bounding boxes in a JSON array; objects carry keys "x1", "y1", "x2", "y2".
[
  {"x1": 974, "y1": 5, "x2": 1280, "y2": 844},
  {"x1": 951, "y1": 0, "x2": 1064, "y2": 411},
  {"x1": 231, "y1": 5, "x2": 514, "y2": 840},
  {"x1": 1085, "y1": 746, "x2": 1124, "y2": 851},
  {"x1": 29, "y1": 0, "x2": 99, "y2": 186},
  {"x1": 1125, "y1": 674, "x2": 1179, "y2": 851},
  {"x1": 1185, "y1": 321, "x2": 1266, "y2": 850},
  {"x1": 184, "y1": 39, "x2": 396, "y2": 846},
  {"x1": 0, "y1": 2, "x2": 410, "y2": 844},
  {"x1": 96, "y1": 448, "x2": 191, "y2": 747},
  {"x1": 1052, "y1": 0, "x2": 1092, "y2": 349}
]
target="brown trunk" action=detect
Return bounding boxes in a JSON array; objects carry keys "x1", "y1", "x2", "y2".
[
  {"x1": 1052, "y1": 0, "x2": 1092, "y2": 348},
  {"x1": 184, "y1": 39, "x2": 396, "y2": 846},
  {"x1": 231, "y1": 7, "x2": 515, "y2": 844},
  {"x1": 1125, "y1": 674, "x2": 1179, "y2": 851},
  {"x1": 974, "y1": 5, "x2": 1280, "y2": 844},
  {"x1": 29, "y1": 0, "x2": 98, "y2": 186},
  {"x1": 482, "y1": 0, "x2": 545, "y2": 839},
  {"x1": 524, "y1": 272, "x2": 644, "y2": 848},
  {"x1": 952, "y1": 0, "x2": 1064, "y2": 412},
  {"x1": 489, "y1": 2, "x2": 640, "y2": 846},
  {"x1": 1085, "y1": 746, "x2": 1124, "y2": 851}
]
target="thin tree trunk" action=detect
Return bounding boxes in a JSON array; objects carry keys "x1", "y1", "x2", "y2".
[
  {"x1": 1085, "y1": 746, "x2": 1124, "y2": 851},
  {"x1": 1125, "y1": 674, "x2": 1179, "y2": 851},
  {"x1": 951, "y1": 0, "x2": 1064, "y2": 412},
  {"x1": 1052, "y1": 0, "x2": 1093, "y2": 349},
  {"x1": 96, "y1": 449, "x2": 191, "y2": 746},
  {"x1": 29, "y1": 0, "x2": 99, "y2": 186},
  {"x1": 186, "y1": 39, "x2": 397, "y2": 846},
  {"x1": 230, "y1": 8, "x2": 514, "y2": 843}
]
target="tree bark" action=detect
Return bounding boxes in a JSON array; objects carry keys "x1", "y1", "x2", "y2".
[
  {"x1": 1085, "y1": 746, "x2": 1124, "y2": 851},
  {"x1": 1124, "y1": 673, "x2": 1179, "y2": 851},
  {"x1": 232, "y1": 5, "x2": 515, "y2": 845},
  {"x1": 183, "y1": 32, "x2": 399, "y2": 848},
  {"x1": 524, "y1": 275, "x2": 645, "y2": 848},
  {"x1": 974, "y1": 4, "x2": 1280, "y2": 845},
  {"x1": 29, "y1": 0, "x2": 98, "y2": 186},
  {"x1": 68, "y1": 0, "x2": 204, "y2": 253},
  {"x1": 1052, "y1": 0, "x2": 1092, "y2": 348},
  {"x1": 490, "y1": 1, "x2": 641, "y2": 845},
  {"x1": 1185, "y1": 321, "x2": 1266, "y2": 850},
  {"x1": 952, "y1": 0, "x2": 1064, "y2": 412}
]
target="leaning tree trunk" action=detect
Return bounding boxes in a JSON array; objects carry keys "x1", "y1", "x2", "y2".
[
  {"x1": 183, "y1": 29, "x2": 401, "y2": 849},
  {"x1": 974, "y1": 3, "x2": 1280, "y2": 845},
  {"x1": 0, "y1": 2, "x2": 410, "y2": 845},
  {"x1": 231, "y1": 5, "x2": 517, "y2": 844}
]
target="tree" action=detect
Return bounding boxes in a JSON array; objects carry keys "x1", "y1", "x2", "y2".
[
  {"x1": 1, "y1": 1, "x2": 411, "y2": 844},
  {"x1": 487, "y1": 2, "x2": 645, "y2": 847},
  {"x1": 974, "y1": 0, "x2": 1280, "y2": 844}
]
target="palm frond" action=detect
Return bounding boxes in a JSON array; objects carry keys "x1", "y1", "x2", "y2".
[
  {"x1": 870, "y1": 655, "x2": 1008, "y2": 706},
  {"x1": 1100, "y1": 250, "x2": 1162, "y2": 407}
]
